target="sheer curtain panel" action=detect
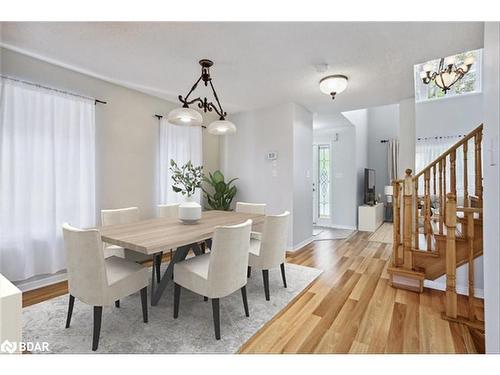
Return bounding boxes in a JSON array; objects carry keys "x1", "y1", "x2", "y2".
[
  {"x1": 0, "y1": 78, "x2": 96, "y2": 281},
  {"x1": 158, "y1": 117, "x2": 202, "y2": 205}
]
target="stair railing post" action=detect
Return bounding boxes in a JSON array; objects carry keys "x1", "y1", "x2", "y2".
[
  {"x1": 467, "y1": 210, "x2": 475, "y2": 321},
  {"x1": 474, "y1": 131, "x2": 483, "y2": 219},
  {"x1": 445, "y1": 193, "x2": 458, "y2": 319},
  {"x1": 403, "y1": 169, "x2": 414, "y2": 269},
  {"x1": 392, "y1": 180, "x2": 401, "y2": 267},
  {"x1": 424, "y1": 169, "x2": 432, "y2": 250},
  {"x1": 438, "y1": 159, "x2": 444, "y2": 235}
]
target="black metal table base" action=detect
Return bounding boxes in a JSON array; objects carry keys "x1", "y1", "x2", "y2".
[{"x1": 150, "y1": 241, "x2": 206, "y2": 306}]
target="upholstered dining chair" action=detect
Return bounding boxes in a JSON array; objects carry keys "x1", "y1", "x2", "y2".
[
  {"x1": 247, "y1": 211, "x2": 290, "y2": 301},
  {"x1": 235, "y1": 201, "x2": 266, "y2": 243},
  {"x1": 173, "y1": 219, "x2": 252, "y2": 340},
  {"x1": 62, "y1": 223, "x2": 149, "y2": 351},
  {"x1": 101, "y1": 207, "x2": 162, "y2": 287}
]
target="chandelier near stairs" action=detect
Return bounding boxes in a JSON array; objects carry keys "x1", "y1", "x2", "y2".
[{"x1": 420, "y1": 55, "x2": 475, "y2": 94}]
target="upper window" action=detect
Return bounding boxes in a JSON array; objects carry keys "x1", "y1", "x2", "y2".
[{"x1": 414, "y1": 49, "x2": 482, "y2": 103}]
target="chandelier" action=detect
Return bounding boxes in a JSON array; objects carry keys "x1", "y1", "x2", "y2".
[
  {"x1": 168, "y1": 59, "x2": 236, "y2": 135},
  {"x1": 420, "y1": 55, "x2": 474, "y2": 94}
]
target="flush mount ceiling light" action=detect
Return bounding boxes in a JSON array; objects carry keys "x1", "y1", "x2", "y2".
[
  {"x1": 420, "y1": 55, "x2": 474, "y2": 94},
  {"x1": 168, "y1": 59, "x2": 236, "y2": 135},
  {"x1": 319, "y1": 74, "x2": 348, "y2": 100}
]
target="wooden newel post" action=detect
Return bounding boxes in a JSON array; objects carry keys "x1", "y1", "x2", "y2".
[
  {"x1": 403, "y1": 169, "x2": 414, "y2": 269},
  {"x1": 445, "y1": 193, "x2": 457, "y2": 319}
]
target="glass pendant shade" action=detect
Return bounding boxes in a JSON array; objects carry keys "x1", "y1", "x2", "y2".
[
  {"x1": 207, "y1": 119, "x2": 237, "y2": 135},
  {"x1": 319, "y1": 75, "x2": 348, "y2": 96},
  {"x1": 167, "y1": 107, "x2": 203, "y2": 126}
]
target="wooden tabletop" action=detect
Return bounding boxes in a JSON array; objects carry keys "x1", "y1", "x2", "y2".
[{"x1": 98, "y1": 210, "x2": 265, "y2": 255}]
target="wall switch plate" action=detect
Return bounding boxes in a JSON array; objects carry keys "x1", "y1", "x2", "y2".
[{"x1": 267, "y1": 151, "x2": 278, "y2": 160}]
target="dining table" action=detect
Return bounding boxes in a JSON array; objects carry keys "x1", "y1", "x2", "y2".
[{"x1": 98, "y1": 210, "x2": 265, "y2": 306}]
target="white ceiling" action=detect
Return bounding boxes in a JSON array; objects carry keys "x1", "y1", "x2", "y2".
[{"x1": 0, "y1": 22, "x2": 484, "y2": 115}]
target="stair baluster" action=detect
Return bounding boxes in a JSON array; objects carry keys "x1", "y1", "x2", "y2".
[
  {"x1": 445, "y1": 193, "x2": 457, "y2": 319},
  {"x1": 403, "y1": 169, "x2": 414, "y2": 269},
  {"x1": 392, "y1": 180, "x2": 401, "y2": 267},
  {"x1": 463, "y1": 140, "x2": 469, "y2": 207},
  {"x1": 414, "y1": 175, "x2": 419, "y2": 251},
  {"x1": 439, "y1": 159, "x2": 444, "y2": 235},
  {"x1": 424, "y1": 169, "x2": 432, "y2": 250},
  {"x1": 466, "y1": 209, "x2": 475, "y2": 321}
]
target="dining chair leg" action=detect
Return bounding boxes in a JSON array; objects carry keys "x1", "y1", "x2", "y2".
[
  {"x1": 241, "y1": 286, "x2": 249, "y2": 317},
  {"x1": 115, "y1": 300, "x2": 120, "y2": 308},
  {"x1": 65, "y1": 294, "x2": 75, "y2": 328},
  {"x1": 155, "y1": 253, "x2": 162, "y2": 283},
  {"x1": 280, "y1": 263, "x2": 287, "y2": 288},
  {"x1": 247, "y1": 266, "x2": 251, "y2": 278},
  {"x1": 262, "y1": 269, "x2": 270, "y2": 301},
  {"x1": 212, "y1": 298, "x2": 221, "y2": 340},
  {"x1": 140, "y1": 287, "x2": 148, "y2": 323},
  {"x1": 173, "y1": 283, "x2": 181, "y2": 319},
  {"x1": 92, "y1": 306, "x2": 103, "y2": 351}
]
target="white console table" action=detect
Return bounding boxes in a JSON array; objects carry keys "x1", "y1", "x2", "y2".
[
  {"x1": 358, "y1": 203, "x2": 384, "y2": 232},
  {"x1": 0, "y1": 273, "x2": 22, "y2": 353}
]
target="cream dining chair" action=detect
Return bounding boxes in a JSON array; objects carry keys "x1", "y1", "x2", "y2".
[
  {"x1": 101, "y1": 207, "x2": 162, "y2": 291},
  {"x1": 247, "y1": 211, "x2": 290, "y2": 301},
  {"x1": 235, "y1": 202, "x2": 266, "y2": 255},
  {"x1": 62, "y1": 223, "x2": 149, "y2": 351},
  {"x1": 173, "y1": 219, "x2": 252, "y2": 340}
]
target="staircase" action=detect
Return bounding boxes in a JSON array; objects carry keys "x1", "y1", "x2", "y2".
[{"x1": 387, "y1": 124, "x2": 484, "y2": 330}]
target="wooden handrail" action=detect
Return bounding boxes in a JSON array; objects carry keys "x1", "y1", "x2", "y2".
[
  {"x1": 413, "y1": 123, "x2": 483, "y2": 180},
  {"x1": 456, "y1": 207, "x2": 483, "y2": 213}
]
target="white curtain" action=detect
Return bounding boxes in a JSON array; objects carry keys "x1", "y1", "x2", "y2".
[
  {"x1": 387, "y1": 138, "x2": 399, "y2": 183},
  {"x1": 415, "y1": 136, "x2": 475, "y2": 201},
  {"x1": 158, "y1": 118, "x2": 202, "y2": 205},
  {"x1": 0, "y1": 78, "x2": 96, "y2": 281}
]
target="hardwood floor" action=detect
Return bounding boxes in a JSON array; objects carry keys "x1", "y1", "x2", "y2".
[
  {"x1": 239, "y1": 230, "x2": 485, "y2": 353},
  {"x1": 22, "y1": 230, "x2": 485, "y2": 353}
]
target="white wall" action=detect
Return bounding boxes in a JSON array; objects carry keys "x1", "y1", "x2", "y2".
[
  {"x1": 416, "y1": 94, "x2": 483, "y2": 138},
  {"x1": 222, "y1": 102, "x2": 313, "y2": 250},
  {"x1": 292, "y1": 104, "x2": 313, "y2": 247},
  {"x1": 343, "y1": 109, "x2": 368, "y2": 213},
  {"x1": 313, "y1": 126, "x2": 357, "y2": 229},
  {"x1": 482, "y1": 21, "x2": 500, "y2": 354},
  {"x1": 398, "y1": 98, "x2": 416, "y2": 177},
  {"x1": 1, "y1": 47, "x2": 220, "y2": 222},
  {"x1": 367, "y1": 104, "x2": 399, "y2": 201}
]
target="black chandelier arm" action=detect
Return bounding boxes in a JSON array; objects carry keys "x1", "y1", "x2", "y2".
[
  {"x1": 208, "y1": 79, "x2": 227, "y2": 119},
  {"x1": 180, "y1": 75, "x2": 204, "y2": 104}
]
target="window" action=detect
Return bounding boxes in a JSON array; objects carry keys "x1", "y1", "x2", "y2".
[
  {"x1": 318, "y1": 144, "x2": 330, "y2": 218},
  {"x1": 0, "y1": 77, "x2": 96, "y2": 281},
  {"x1": 414, "y1": 49, "x2": 482, "y2": 103}
]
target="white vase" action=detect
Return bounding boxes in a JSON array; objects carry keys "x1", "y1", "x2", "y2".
[{"x1": 178, "y1": 196, "x2": 202, "y2": 224}]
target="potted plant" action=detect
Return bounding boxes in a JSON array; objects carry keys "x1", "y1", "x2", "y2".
[
  {"x1": 202, "y1": 170, "x2": 238, "y2": 211},
  {"x1": 170, "y1": 159, "x2": 204, "y2": 224}
]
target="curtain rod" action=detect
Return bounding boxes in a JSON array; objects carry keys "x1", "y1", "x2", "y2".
[
  {"x1": 1, "y1": 75, "x2": 107, "y2": 105},
  {"x1": 154, "y1": 114, "x2": 207, "y2": 129},
  {"x1": 380, "y1": 134, "x2": 467, "y2": 143}
]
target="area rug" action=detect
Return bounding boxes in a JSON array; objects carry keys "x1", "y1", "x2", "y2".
[
  {"x1": 368, "y1": 223, "x2": 393, "y2": 244},
  {"x1": 22, "y1": 263, "x2": 322, "y2": 354}
]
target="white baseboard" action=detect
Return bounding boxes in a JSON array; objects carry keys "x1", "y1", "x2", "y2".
[
  {"x1": 424, "y1": 280, "x2": 484, "y2": 299},
  {"x1": 14, "y1": 272, "x2": 68, "y2": 292},
  {"x1": 288, "y1": 237, "x2": 314, "y2": 253},
  {"x1": 314, "y1": 224, "x2": 357, "y2": 230}
]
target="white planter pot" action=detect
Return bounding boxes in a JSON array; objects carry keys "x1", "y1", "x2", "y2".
[{"x1": 178, "y1": 199, "x2": 202, "y2": 224}]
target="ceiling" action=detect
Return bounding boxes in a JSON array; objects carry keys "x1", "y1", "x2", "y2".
[{"x1": 0, "y1": 22, "x2": 484, "y2": 115}]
